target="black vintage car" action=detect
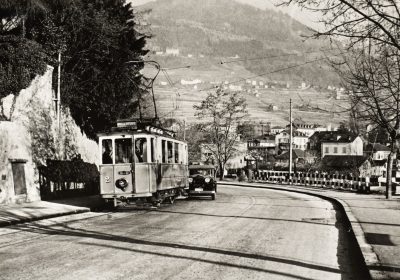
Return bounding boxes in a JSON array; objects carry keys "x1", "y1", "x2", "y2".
[{"x1": 188, "y1": 164, "x2": 217, "y2": 200}]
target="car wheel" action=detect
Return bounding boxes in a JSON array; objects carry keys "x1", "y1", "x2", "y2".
[{"x1": 211, "y1": 194, "x2": 216, "y2": 200}]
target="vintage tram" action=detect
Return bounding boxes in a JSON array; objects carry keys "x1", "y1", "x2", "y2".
[{"x1": 98, "y1": 119, "x2": 188, "y2": 207}]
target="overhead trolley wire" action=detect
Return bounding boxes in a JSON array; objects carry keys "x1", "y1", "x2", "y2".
[
  {"x1": 146, "y1": 47, "x2": 341, "y2": 74},
  {"x1": 220, "y1": 47, "x2": 339, "y2": 65},
  {"x1": 199, "y1": 55, "x2": 332, "y2": 92}
]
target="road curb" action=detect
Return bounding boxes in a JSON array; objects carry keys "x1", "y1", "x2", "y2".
[
  {"x1": 0, "y1": 207, "x2": 90, "y2": 228},
  {"x1": 219, "y1": 181, "x2": 385, "y2": 280}
]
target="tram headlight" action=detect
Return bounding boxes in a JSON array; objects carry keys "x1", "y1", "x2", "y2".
[
  {"x1": 115, "y1": 178, "x2": 128, "y2": 191},
  {"x1": 205, "y1": 178, "x2": 211, "y2": 183},
  {"x1": 188, "y1": 178, "x2": 193, "y2": 183}
]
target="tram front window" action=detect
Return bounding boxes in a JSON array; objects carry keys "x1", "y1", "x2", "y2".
[
  {"x1": 135, "y1": 138, "x2": 148, "y2": 163},
  {"x1": 102, "y1": 139, "x2": 113, "y2": 164},
  {"x1": 115, "y1": 138, "x2": 133, "y2": 164}
]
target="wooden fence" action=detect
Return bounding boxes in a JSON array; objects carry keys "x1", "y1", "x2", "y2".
[
  {"x1": 253, "y1": 170, "x2": 376, "y2": 193},
  {"x1": 39, "y1": 159, "x2": 100, "y2": 200}
]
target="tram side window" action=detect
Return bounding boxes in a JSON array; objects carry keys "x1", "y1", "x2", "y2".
[
  {"x1": 134, "y1": 138, "x2": 148, "y2": 163},
  {"x1": 150, "y1": 138, "x2": 155, "y2": 163},
  {"x1": 115, "y1": 138, "x2": 133, "y2": 164},
  {"x1": 102, "y1": 139, "x2": 113, "y2": 164},
  {"x1": 174, "y1": 142, "x2": 179, "y2": 163},
  {"x1": 184, "y1": 145, "x2": 188, "y2": 164},
  {"x1": 162, "y1": 140, "x2": 167, "y2": 163},
  {"x1": 167, "y1": 141, "x2": 173, "y2": 163}
]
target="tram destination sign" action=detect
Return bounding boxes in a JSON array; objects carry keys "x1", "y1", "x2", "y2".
[{"x1": 117, "y1": 120, "x2": 138, "y2": 129}]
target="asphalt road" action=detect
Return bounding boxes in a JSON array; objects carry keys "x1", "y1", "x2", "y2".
[{"x1": 0, "y1": 185, "x2": 369, "y2": 280}]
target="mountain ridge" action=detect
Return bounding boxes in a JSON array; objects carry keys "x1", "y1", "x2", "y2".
[{"x1": 139, "y1": 0, "x2": 339, "y2": 86}]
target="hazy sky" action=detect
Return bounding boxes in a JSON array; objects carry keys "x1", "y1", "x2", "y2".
[{"x1": 128, "y1": 0, "x2": 322, "y2": 30}]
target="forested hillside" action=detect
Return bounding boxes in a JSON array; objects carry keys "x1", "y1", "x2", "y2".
[{"x1": 140, "y1": 0, "x2": 340, "y2": 86}]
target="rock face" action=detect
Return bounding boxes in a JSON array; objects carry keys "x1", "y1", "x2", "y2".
[{"x1": 0, "y1": 66, "x2": 99, "y2": 204}]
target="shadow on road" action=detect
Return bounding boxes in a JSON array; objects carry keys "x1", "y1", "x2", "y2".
[{"x1": 9, "y1": 221, "x2": 345, "y2": 279}]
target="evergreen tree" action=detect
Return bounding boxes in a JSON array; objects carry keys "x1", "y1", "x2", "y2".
[{"x1": 0, "y1": 0, "x2": 148, "y2": 138}]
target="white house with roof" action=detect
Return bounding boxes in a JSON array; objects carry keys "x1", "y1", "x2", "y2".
[
  {"x1": 275, "y1": 130, "x2": 309, "y2": 151},
  {"x1": 199, "y1": 142, "x2": 247, "y2": 174},
  {"x1": 367, "y1": 143, "x2": 391, "y2": 160},
  {"x1": 166, "y1": 48, "x2": 180, "y2": 56},
  {"x1": 365, "y1": 143, "x2": 392, "y2": 177},
  {"x1": 271, "y1": 126, "x2": 285, "y2": 135},
  {"x1": 297, "y1": 124, "x2": 328, "y2": 137},
  {"x1": 321, "y1": 135, "x2": 363, "y2": 158}
]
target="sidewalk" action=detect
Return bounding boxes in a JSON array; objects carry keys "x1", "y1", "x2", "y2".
[
  {"x1": 0, "y1": 195, "x2": 104, "y2": 227},
  {"x1": 219, "y1": 180, "x2": 400, "y2": 280}
]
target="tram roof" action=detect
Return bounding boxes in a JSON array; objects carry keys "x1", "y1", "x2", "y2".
[
  {"x1": 97, "y1": 118, "x2": 181, "y2": 140},
  {"x1": 97, "y1": 129, "x2": 180, "y2": 139}
]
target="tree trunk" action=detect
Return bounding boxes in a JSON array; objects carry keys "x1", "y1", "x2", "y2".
[
  {"x1": 219, "y1": 162, "x2": 224, "y2": 180},
  {"x1": 22, "y1": 15, "x2": 26, "y2": 38},
  {"x1": 386, "y1": 148, "x2": 395, "y2": 199}
]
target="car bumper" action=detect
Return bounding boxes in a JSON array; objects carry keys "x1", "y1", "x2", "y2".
[{"x1": 188, "y1": 190, "x2": 215, "y2": 195}]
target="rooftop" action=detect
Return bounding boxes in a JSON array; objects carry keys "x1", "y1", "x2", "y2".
[
  {"x1": 311, "y1": 131, "x2": 359, "y2": 143},
  {"x1": 365, "y1": 143, "x2": 391, "y2": 152}
]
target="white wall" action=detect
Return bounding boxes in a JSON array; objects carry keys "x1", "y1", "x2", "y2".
[
  {"x1": 0, "y1": 122, "x2": 39, "y2": 203},
  {"x1": 0, "y1": 66, "x2": 99, "y2": 204}
]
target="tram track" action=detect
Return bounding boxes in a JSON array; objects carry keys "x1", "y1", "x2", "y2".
[{"x1": 0, "y1": 185, "x2": 370, "y2": 279}]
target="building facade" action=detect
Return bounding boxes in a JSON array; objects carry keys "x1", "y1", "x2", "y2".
[{"x1": 321, "y1": 135, "x2": 363, "y2": 158}]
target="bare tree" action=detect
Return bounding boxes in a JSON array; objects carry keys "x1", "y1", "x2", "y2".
[
  {"x1": 280, "y1": 0, "x2": 400, "y2": 51},
  {"x1": 194, "y1": 88, "x2": 248, "y2": 180},
  {"x1": 281, "y1": 0, "x2": 400, "y2": 198},
  {"x1": 335, "y1": 47, "x2": 400, "y2": 198}
]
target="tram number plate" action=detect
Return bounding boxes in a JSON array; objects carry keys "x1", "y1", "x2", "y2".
[
  {"x1": 195, "y1": 188, "x2": 203, "y2": 192},
  {"x1": 118, "y1": 171, "x2": 131, "y2": 175}
]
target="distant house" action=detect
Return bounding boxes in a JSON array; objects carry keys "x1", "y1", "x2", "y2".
[
  {"x1": 229, "y1": 85, "x2": 242, "y2": 91},
  {"x1": 248, "y1": 135, "x2": 276, "y2": 152},
  {"x1": 275, "y1": 129, "x2": 309, "y2": 151},
  {"x1": 200, "y1": 142, "x2": 247, "y2": 174},
  {"x1": 166, "y1": 48, "x2": 179, "y2": 56},
  {"x1": 247, "y1": 135, "x2": 276, "y2": 167},
  {"x1": 321, "y1": 134, "x2": 363, "y2": 158},
  {"x1": 180, "y1": 79, "x2": 202, "y2": 85},
  {"x1": 271, "y1": 126, "x2": 284, "y2": 135},
  {"x1": 365, "y1": 143, "x2": 392, "y2": 177},
  {"x1": 365, "y1": 143, "x2": 391, "y2": 160},
  {"x1": 309, "y1": 131, "x2": 362, "y2": 157},
  {"x1": 286, "y1": 122, "x2": 327, "y2": 137}
]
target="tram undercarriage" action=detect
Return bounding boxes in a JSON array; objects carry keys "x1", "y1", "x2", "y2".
[{"x1": 105, "y1": 187, "x2": 187, "y2": 208}]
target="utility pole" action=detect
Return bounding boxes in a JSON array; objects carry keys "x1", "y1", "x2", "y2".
[
  {"x1": 183, "y1": 119, "x2": 186, "y2": 141},
  {"x1": 56, "y1": 51, "x2": 63, "y2": 159},
  {"x1": 289, "y1": 98, "x2": 293, "y2": 178},
  {"x1": 57, "y1": 51, "x2": 61, "y2": 131}
]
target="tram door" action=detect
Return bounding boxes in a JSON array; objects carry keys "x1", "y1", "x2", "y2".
[
  {"x1": 134, "y1": 136, "x2": 156, "y2": 194},
  {"x1": 113, "y1": 137, "x2": 134, "y2": 194}
]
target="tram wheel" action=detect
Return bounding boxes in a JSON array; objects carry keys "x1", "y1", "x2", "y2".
[
  {"x1": 152, "y1": 201, "x2": 161, "y2": 207},
  {"x1": 104, "y1": 201, "x2": 115, "y2": 210}
]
